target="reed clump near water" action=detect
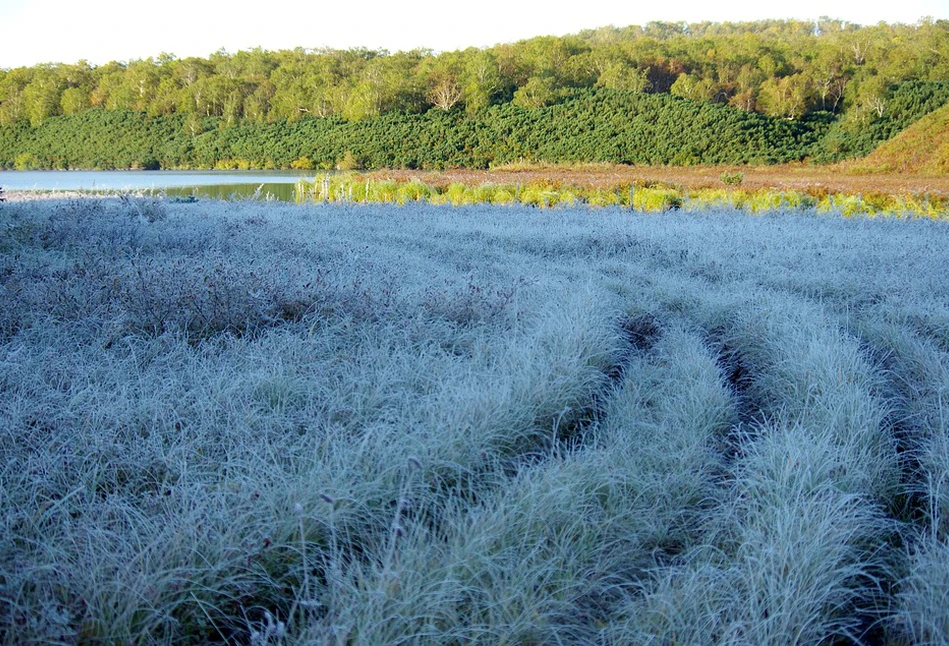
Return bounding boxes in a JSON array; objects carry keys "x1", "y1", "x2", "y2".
[{"x1": 295, "y1": 172, "x2": 949, "y2": 218}]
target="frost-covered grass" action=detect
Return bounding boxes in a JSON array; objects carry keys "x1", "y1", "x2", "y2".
[{"x1": 1, "y1": 196, "x2": 948, "y2": 643}]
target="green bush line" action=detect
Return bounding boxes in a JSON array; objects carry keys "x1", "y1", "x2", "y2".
[
  {"x1": 0, "y1": 90, "x2": 825, "y2": 171},
  {"x1": 4, "y1": 81, "x2": 949, "y2": 173},
  {"x1": 297, "y1": 173, "x2": 949, "y2": 218}
]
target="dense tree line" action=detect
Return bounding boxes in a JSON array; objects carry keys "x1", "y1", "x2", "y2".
[
  {"x1": 4, "y1": 19, "x2": 947, "y2": 125},
  {"x1": 2, "y1": 18, "x2": 948, "y2": 169}
]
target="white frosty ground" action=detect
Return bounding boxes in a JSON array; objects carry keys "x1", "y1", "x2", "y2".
[{"x1": 1, "y1": 196, "x2": 948, "y2": 643}]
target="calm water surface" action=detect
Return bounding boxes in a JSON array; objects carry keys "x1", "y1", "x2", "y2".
[{"x1": 0, "y1": 170, "x2": 316, "y2": 201}]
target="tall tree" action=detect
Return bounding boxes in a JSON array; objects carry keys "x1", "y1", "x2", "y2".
[
  {"x1": 21, "y1": 65, "x2": 66, "y2": 125},
  {"x1": 424, "y1": 51, "x2": 465, "y2": 111},
  {"x1": 757, "y1": 72, "x2": 814, "y2": 119},
  {"x1": 0, "y1": 68, "x2": 32, "y2": 124},
  {"x1": 462, "y1": 49, "x2": 503, "y2": 113}
]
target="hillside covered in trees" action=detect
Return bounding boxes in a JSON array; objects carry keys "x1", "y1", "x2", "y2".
[{"x1": 2, "y1": 18, "x2": 948, "y2": 170}]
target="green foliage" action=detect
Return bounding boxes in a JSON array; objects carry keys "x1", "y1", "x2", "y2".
[
  {"x1": 336, "y1": 150, "x2": 363, "y2": 171},
  {"x1": 3, "y1": 20, "x2": 949, "y2": 171},
  {"x1": 297, "y1": 173, "x2": 948, "y2": 218},
  {"x1": 810, "y1": 80, "x2": 949, "y2": 162},
  {"x1": 14, "y1": 152, "x2": 41, "y2": 170},
  {"x1": 719, "y1": 170, "x2": 744, "y2": 186},
  {"x1": 512, "y1": 76, "x2": 561, "y2": 109},
  {"x1": 0, "y1": 90, "x2": 827, "y2": 170},
  {"x1": 1, "y1": 20, "x2": 946, "y2": 128},
  {"x1": 635, "y1": 187, "x2": 683, "y2": 211},
  {"x1": 0, "y1": 109, "x2": 195, "y2": 170}
]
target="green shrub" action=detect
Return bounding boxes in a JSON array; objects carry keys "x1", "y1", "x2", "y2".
[
  {"x1": 637, "y1": 188, "x2": 684, "y2": 211},
  {"x1": 336, "y1": 151, "x2": 363, "y2": 171},
  {"x1": 14, "y1": 152, "x2": 41, "y2": 171},
  {"x1": 395, "y1": 180, "x2": 432, "y2": 204},
  {"x1": 291, "y1": 156, "x2": 315, "y2": 170}
]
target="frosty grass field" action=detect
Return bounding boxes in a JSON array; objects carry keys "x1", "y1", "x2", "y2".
[{"x1": 1, "y1": 194, "x2": 949, "y2": 644}]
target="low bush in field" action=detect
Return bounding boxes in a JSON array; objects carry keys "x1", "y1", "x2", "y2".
[{"x1": 1, "y1": 195, "x2": 948, "y2": 643}]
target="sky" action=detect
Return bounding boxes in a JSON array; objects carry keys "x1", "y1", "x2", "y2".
[{"x1": 2, "y1": 0, "x2": 947, "y2": 68}]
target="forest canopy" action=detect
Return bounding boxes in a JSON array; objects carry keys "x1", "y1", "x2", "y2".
[{"x1": 2, "y1": 18, "x2": 948, "y2": 170}]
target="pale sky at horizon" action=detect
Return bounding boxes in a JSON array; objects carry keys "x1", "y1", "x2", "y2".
[{"x1": 2, "y1": 0, "x2": 947, "y2": 69}]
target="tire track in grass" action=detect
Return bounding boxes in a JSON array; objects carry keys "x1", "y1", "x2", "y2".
[
  {"x1": 596, "y1": 260, "x2": 887, "y2": 643},
  {"x1": 265, "y1": 288, "x2": 634, "y2": 641},
  {"x1": 851, "y1": 317, "x2": 946, "y2": 525},
  {"x1": 850, "y1": 315, "x2": 949, "y2": 641},
  {"x1": 614, "y1": 293, "x2": 902, "y2": 644},
  {"x1": 255, "y1": 207, "x2": 934, "y2": 642},
  {"x1": 8, "y1": 200, "x2": 945, "y2": 642},
  {"x1": 310, "y1": 318, "x2": 741, "y2": 643},
  {"x1": 290, "y1": 306, "x2": 746, "y2": 642},
  {"x1": 720, "y1": 295, "x2": 900, "y2": 503},
  {"x1": 599, "y1": 266, "x2": 764, "y2": 470},
  {"x1": 0, "y1": 203, "x2": 640, "y2": 642},
  {"x1": 721, "y1": 295, "x2": 902, "y2": 643},
  {"x1": 601, "y1": 321, "x2": 738, "y2": 561}
]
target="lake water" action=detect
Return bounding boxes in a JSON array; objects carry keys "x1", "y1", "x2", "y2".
[{"x1": 0, "y1": 170, "x2": 317, "y2": 201}]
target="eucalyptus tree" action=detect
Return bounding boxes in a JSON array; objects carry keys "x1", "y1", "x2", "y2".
[
  {"x1": 21, "y1": 64, "x2": 67, "y2": 125},
  {"x1": 462, "y1": 49, "x2": 504, "y2": 113},
  {"x1": 423, "y1": 50, "x2": 465, "y2": 111},
  {"x1": 0, "y1": 67, "x2": 31, "y2": 125}
]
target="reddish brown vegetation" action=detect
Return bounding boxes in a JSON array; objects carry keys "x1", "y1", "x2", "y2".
[{"x1": 366, "y1": 164, "x2": 949, "y2": 198}]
